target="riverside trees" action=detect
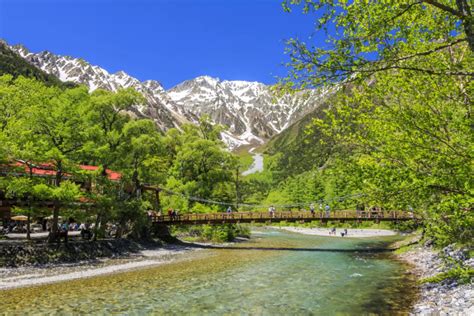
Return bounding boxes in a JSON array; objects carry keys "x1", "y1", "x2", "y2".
[
  {"x1": 278, "y1": 0, "x2": 473, "y2": 246},
  {"x1": 0, "y1": 74, "x2": 240, "y2": 240}
]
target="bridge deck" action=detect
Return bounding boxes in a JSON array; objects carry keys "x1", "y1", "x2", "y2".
[{"x1": 151, "y1": 210, "x2": 418, "y2": 225}]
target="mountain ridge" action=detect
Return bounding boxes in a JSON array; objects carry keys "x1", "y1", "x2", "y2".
[{"x1": 6, "y1": 41, "x2": 326, "y2": 150}]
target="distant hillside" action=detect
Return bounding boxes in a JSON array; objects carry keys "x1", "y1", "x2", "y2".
[
  {"x1": 0, "y1": 41, "x2": 74, "y2": 88},
  {"x1": 264, "y1": 92, "x2": 338, "y2": 181}
]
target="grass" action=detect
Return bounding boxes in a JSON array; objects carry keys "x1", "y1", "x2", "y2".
[
  {"x1": 421, "y1": 266, "x2": 474, "y2": 284},
  {"x1": 393, "y1": 243, "x2": 417, "y2": 254},
  {"x1": 239, "y1": 153, "x2": 254, "y2": 171},
  {"x1": 234, "y1": 145, "x2": 256, "y2": 171}
]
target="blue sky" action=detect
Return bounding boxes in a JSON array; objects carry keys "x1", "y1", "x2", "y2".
[{"x1": 0, "y1": 0, "x2": 320, "y2": 89}]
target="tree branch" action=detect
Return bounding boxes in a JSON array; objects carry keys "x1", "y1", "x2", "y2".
[{"x1": 422, "y1": 0, "x2": 465, "y2": 18}]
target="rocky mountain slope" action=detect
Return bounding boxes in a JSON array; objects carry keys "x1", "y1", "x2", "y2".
[
  {"x1": 168, "y1": 76, "x2": 321, "y2": 148},
  {"x1": 0, "y1": 41, "x2": 73, "y2": 88},
  {"x1": 7, "y1": 41, "x2": 324, "y2": 149}
]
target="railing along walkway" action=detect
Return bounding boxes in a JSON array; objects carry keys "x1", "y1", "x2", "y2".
[{"x1": 151, "y1": 210, "x2": 419, "y2": 225}]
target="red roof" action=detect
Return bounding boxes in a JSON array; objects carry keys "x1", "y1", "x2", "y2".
[
  {"x1": 10, "y1": 161, "x2": 121, "y2": 181},
  {"x1": 78, "y1": 165, "x2": 122, "y2": 181},
  {"x1": 13, "y1": 161, "x2": 60, "y2": 177}
]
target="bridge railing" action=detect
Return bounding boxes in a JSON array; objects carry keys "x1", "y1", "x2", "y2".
[{"x1": 151, "y1": 210, "x2": 417, "y2": 223}]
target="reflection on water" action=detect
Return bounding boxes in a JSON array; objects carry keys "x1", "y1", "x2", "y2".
[{"x1": 1, "y1": 229, "x2": 418, "y2": 315}]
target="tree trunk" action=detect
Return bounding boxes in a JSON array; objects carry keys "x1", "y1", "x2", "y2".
[
  {"x1": 48, "y1": 202, "x2": 60, "y2": 242},
  {"x1": 132, "y1": 168, "x2": 141, "y2": 199},
  {"x1": 155, "y1": 189, "x2": 161, "y2": 212},
  {"x1": 26, "y1": 213, "x2": 31, "y2": 240},
  {"x1": 457, "y1": 0, "x2": 474, "y2": 52},
  {"x1": 93, "y1": 212, "x2": 102, "y2": 241},
  {"x1": 116, "y1": 220, "x2": 127, "y2": 239},
  {"x1": 48, "y1": 161, "x2": 62, "y2": 243},
  {"x1": 27, "y1": 165, "x2": 33, "y2": 241},
  {"x1": 235, "y1": 167, "x2": 240, "y2": 211}
]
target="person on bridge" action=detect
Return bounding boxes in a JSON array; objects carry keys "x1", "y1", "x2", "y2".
[
  {"x1": 226, "y1": 206, "x2": 232, "y2": 214},
  {"x1": 268, "y1": 205, "x2": 275, "y2": 218},
  {"x1": 325, "y1": 204, "x2": 331, "y2": 218},
  {"x1": 310, "y1": 203, "x2": 315, "y2": 216}
]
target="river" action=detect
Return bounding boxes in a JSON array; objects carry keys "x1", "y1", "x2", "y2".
[
  {"x1": 1, "y1": 229, "x2": 418, "y2": 314},
  {"x1": 242, "y1": 148, "x2": 264, "y2": 176}
]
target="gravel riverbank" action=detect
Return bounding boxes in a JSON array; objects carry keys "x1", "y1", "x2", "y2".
[
  {"x1": 397, "y1": 244, "x2": 473, "y2": 315},
  {"x1": 0, "y1": 240, "x2": 198, "y2": 290},
  {"x1": 278, "y1": 226, "x2": 397, "y2": 237}
]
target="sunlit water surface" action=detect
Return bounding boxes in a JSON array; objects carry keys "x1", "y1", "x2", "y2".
[{"x1": 1, "y1": 230, "x2": 418, "y2": 315}]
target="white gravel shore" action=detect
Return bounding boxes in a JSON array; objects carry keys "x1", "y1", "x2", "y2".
[
  {"x1": 0, "y1": 245, "x2": 197, "y2": 290},
  {"x1": 397, "y1": 244, "x2": 474, "y2": 315},
  {"x1": 278, "y1": 226, "x2": 397, "y2": 238}
]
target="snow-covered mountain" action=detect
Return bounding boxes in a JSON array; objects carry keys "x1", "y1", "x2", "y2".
[
  {"x1": 8, "y1": 43, "x2": 323, "y2": 150},
  {"x1": 10, "y1": 44, "x2": 181, "y2": 131},
  {"x1": 168, "y1": 76, "x2": 319, "y2": 147}
]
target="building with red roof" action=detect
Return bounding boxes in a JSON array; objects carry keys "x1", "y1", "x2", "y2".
[{"x1": 0, "y1": 161, "x2": 122, "y2": 223}]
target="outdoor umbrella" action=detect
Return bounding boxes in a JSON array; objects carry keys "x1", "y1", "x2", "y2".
[
  {"x1": 45, "y1": 215, "x2": 62, "y2": 220},
  {"x1": 11, "y1": 215, "x2": 28, "y2": 221}
]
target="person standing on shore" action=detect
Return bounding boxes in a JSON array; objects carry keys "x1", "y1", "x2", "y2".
[{"x1": 310, "y1": 203, "x2": 315, "y2": 216}]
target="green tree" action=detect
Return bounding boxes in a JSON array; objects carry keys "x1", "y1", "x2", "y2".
[
  {"x1": 282, "y1": 0, "x2": 473, "y2": 88},
  {"x1": 84, "y1": 88, "x2": 145, "y2": 172},
  {"x1": 281, "y1": 0, "x2": 473, "y2": 245},
  {"x1": 26, "y1": 85, "x2": 90, "y2": 241},
  {"x1": 162, "y1": 121, "x2": 238, "y2": 212},
  {"x1": 113, "y1": 119, "x2": 165, "y2": 238},
  {"x1": 5, "y1": 178, "x2": 36, "y2": 239},
  {"x1": 82, "y1": 88, "x2": 145, "y2": 238}
]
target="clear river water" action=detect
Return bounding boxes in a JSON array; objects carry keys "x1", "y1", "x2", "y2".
[{"x1": 1, "y1": 229, "x2": 418, "y2": 315}]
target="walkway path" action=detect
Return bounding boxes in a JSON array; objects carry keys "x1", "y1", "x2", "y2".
[{"x1": 4, "y1": 231, "x2": 81, "y2": 240}]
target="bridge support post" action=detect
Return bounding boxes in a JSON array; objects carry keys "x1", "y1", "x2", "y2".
[
  {"x1": 153, "y1": 224, "x2": 172, "y2": 239},
  {"x1": 154, "y1": 189, "x2": 161, "y2": 213}
]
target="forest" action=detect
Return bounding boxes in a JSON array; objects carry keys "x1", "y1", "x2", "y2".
[{"x1": 0, "y1": 1, "x2": 472, "y2": 247}]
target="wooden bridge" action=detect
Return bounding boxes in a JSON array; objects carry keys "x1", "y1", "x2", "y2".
[{"x1": 151, "y1": 210, "x2": 418, "y2": 225}]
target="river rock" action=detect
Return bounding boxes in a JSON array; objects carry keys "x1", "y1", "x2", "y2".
[
  {"x1": 397, "y1": 244, "x2": 473, "y2": 315},
  {"x1": 0, "y1": 239, "x2": 147, "y2": 267}
]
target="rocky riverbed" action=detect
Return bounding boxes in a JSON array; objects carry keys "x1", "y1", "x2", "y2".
[
  {"x1": 0, "y1": 239, "x2": 146, "y2": 267},
  {"x1": 0, "y1": 240, "x2": 198, "y2": 290},
  {"x1": 397, "y1": 244, "x2": 474, "y2": 314}
]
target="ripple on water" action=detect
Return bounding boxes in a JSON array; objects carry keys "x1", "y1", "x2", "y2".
[{"x1": 1, "y1": 230, "x2": 418, "y2": 314}]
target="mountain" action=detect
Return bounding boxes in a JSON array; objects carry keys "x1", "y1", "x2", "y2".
[
  {"x1": 6, "y1": 41, "x2": 326, "y2": 150},
  {"x1": 0, "y1": 40, "x2": 74, "y2": 88},
  {"x1": 168, "y1": 76, "x2": 322, "y2": 148},
  {"x1": 263, "y1": 85, "x2": 347, "y2": 182},
  {"x1": 9, "y1": 43, "x2": 181, "y2": 131},
  {"x1": 263, "y1": 103, "x2": 330, "y2": 180}
]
